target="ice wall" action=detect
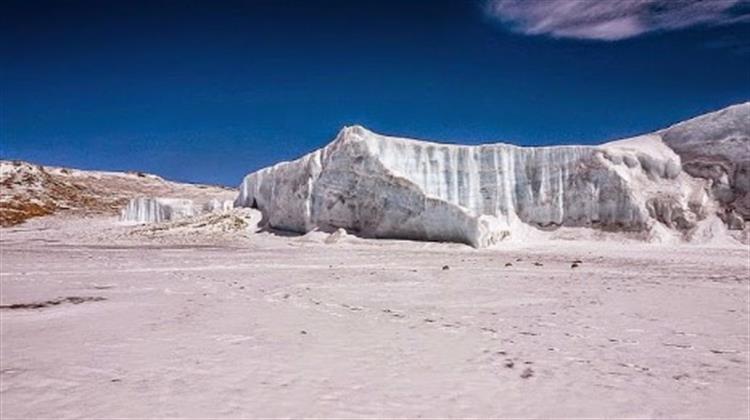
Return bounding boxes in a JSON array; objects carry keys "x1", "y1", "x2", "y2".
[
  {"x1": 120, "y1": 197, "x2": 197, "y2": 223},
  {"x1": 203, "y1": 199, "x2": 234, "y2": 213},
  {"x1": 121, "y1": 197, "x2": 238, "y2": 224},
  {"x1": 236, "y1": 124, "x2": 717, "y2": 247}
]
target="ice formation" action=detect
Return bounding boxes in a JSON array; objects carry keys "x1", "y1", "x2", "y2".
[
  {"x1": 121, "y1": 196, "x2": 236, "y2": 224},
  {"x1": 120, "y1": 198, "x2": 198, "y2": 223},
  {"x1": 203, "y1": 199, "x2": 235, "y2": 213},
  {"x1": 659, "y1": 103, "x2": 750, "y2": 222},
  {"x1": 235, "y1": 103, "x2": 749, "y2": 247}
]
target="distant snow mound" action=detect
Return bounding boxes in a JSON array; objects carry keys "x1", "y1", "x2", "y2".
[
  {"x1": 128, "y1": 208, "x2": 262, "y2": 238},
  {"x1": 236, "y1": 104, "x2": 749, "y2": 247},
  {"x1": 659, "y1": 102, "x2": 750, "y2": 222}
]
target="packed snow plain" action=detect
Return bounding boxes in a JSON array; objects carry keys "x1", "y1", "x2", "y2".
[{"x1": 1, "y1": 211, "x2": 748, "y2": 419}]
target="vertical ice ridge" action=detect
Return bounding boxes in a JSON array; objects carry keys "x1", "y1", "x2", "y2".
[{"x1": 235, "y1": 124, "x2": 733, "y2": 247}]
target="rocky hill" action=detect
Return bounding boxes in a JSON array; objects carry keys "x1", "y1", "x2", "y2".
[{"x1": 0, "y1": 161, "x2": 234, "y2": 226}]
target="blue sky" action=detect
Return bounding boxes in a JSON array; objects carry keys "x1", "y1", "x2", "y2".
[{"x1": 2, "y1": 0, "x2": 749, "y2": 186}]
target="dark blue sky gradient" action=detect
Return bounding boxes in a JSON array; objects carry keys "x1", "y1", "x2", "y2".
[{"x1": 2, "y1": 0, "x2": 749, "y2": 185}]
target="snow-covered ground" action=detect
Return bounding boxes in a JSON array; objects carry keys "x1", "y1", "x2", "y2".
[{"x1": 1, "y1": 214, "x2": 747, "y2": 418}]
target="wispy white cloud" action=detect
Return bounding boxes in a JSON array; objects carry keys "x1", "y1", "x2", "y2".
[{"x1": 486, "y1": 0, "x2": 750, "y2": 41}]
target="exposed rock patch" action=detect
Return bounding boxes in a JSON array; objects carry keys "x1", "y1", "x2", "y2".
[{"x1": 0, "y1": 296, "x2": 106, "y2": 310}]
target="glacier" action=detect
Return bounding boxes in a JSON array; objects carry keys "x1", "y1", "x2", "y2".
[
  {"x1": 203, "y1": 198, "x2": 235, "y2": 213},
  {"x1": 120, "y1": 197, "x2": 234, "y2": 224},
  {"x1": 120, "y1": 198, "x2": 198, "y2": 223},
  {"x1": 235, "y1": 103, "x2": 749, "y2": 247}
]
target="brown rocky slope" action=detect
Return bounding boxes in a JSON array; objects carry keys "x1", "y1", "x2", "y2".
[{"x1": 0, "y1": 160, "x2": 235, "y2": 226}]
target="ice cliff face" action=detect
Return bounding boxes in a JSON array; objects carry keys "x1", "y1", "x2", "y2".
[
  {"x1": 120, "y1": 198, "x2": 198, "y2": 223},
  {"x1": 120, "y1": 197, "x2": 235, "y2": 224},
  {"x1": 203, "y1": 198, "x2": 235, "y2": 213},
  {"x1": 236, "y1": 103, "x2": 749, "y2": 247}
]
